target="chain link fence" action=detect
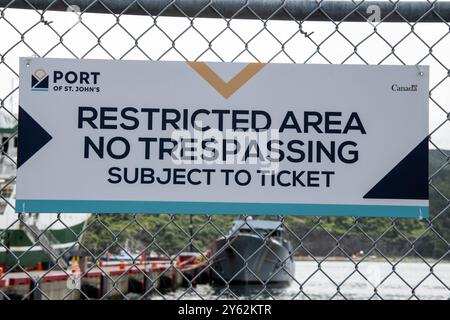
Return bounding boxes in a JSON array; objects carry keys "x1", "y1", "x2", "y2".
[{"x1": 0, "y1": 0, "x2": 449, "y2": 300}]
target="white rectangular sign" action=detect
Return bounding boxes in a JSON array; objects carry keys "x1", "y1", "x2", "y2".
[{"x1": 18, "y1": 58, "x2": 429, "y2": 217}]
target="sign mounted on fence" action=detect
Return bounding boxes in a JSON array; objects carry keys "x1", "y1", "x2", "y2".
[{"x1": 17, "y1": 58, "x2": 429, "y2": 217}]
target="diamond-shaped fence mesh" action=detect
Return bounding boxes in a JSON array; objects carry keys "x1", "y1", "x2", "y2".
[{"x1": 0, "y1": 0, "x2": 449, "y2": 300}]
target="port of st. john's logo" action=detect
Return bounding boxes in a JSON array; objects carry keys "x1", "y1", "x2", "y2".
[{"x1": 31, "y1": 69, "x2": 49, "y2": 91}]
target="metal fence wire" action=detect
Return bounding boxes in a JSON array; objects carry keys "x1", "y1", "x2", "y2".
[{"x1": 0, "y1": 0, "x2": 449, "y2": 300}]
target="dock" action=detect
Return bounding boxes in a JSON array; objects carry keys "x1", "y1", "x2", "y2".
[{"x1": 0, "y1": 257, "x2": 210, "y2": 300}]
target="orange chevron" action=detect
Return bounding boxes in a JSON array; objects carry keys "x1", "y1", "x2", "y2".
[{"x1": 187, "y1": 62, "x2": 266, "y2": 99}]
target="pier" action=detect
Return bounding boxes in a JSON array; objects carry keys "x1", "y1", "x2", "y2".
[{"x1": 0, "y1": 256, "x2": 209, "y2": 300}]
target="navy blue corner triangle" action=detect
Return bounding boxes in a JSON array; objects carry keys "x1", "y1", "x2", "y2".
[
  {"x1": 17, "y1": 106, "x2": 53, "y2": 168},
  {"x1": 363, "y1": 138, "x2": 428, "y2": 200}
]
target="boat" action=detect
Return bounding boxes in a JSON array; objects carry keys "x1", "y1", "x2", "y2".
[
  {"x1": 0, "y1": 185, "x2": 91, "y2": 269},
  {"x1": 210, "y1": 219, "x2": 295, "y2": 284}
]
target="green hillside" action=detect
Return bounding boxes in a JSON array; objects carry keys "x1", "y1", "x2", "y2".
[{"x1": 81, "y1": 149, "x2": 450, "y2": 259}]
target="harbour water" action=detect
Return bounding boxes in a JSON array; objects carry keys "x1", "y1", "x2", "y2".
[{"x1": 161, "y1": 260, "x2": 450, "y2": 300}]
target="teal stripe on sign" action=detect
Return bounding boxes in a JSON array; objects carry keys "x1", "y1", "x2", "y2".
[{"x1": 15, "y1": 200, "x2": 429, "y2": 218}]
